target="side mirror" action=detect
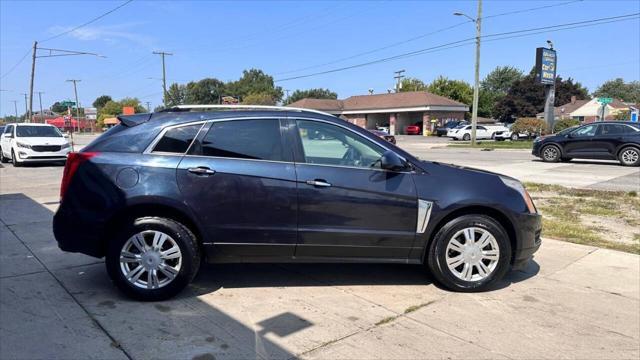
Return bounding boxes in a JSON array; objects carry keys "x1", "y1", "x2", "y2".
[{"x1": 380, "y1": 150, "x2": 407, "y2": 172}]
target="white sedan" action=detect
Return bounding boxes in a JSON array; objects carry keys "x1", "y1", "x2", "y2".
[
  {"x1": 447, "y1": 125, "x2": 508, "y2": 141},
  {"x1": 0, "y1": 123, "x2": 71, "y2": 166}
]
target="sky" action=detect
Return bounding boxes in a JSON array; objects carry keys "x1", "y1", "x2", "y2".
[{"x1": 1, "y1": 0, "x2": 639, "y2": 116}]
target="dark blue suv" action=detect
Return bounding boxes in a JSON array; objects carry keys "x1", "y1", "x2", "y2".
[{"x1": 54, "y1": 106, "x2": 541, "y2": 301}]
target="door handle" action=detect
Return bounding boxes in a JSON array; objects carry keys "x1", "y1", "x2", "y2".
[
  {"x1": 305, "y1": 179, "x2": 331, "y2": 187},
  {"x1": 188, "y1": 167, "x2": 215, "y2": 175}
]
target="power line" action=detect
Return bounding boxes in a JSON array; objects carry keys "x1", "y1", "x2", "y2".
[
  {"x1": 39, "y1": 0, "x2": 134, "y2": 43},
  {"x1": 275, "y1": 0, "x2": 583, "y2": 76},
  {"x1": 275, "y1": 13, "x2": 639, "y2": 82},
  {"x1": 0, "y1": 48, "x2": 31, "y2": 79}
]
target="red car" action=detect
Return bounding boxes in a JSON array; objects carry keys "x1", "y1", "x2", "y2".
[{"x1": 405, "y1": 124, "x2": 422, "y2": 135}]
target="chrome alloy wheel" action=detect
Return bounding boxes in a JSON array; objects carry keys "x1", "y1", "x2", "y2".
[
  {"x1": 542, "y1": 146, "x2": 558, "y2": 161},
  {"x1": 119, "y1": 230, "x2": 182, "y2": 289},
  {"x1": 621, "y1": 149, "x2": 639, "y2": 165},
  {"x1": 445, "y1": 227, "x2": 500, "y2": 282}
]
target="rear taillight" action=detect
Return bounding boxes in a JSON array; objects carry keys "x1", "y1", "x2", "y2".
[{"x1": 60, "y1": 152, "x2": 98, "y2": 201}]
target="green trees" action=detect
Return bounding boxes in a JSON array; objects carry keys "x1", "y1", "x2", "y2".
[
  {"x1": 284, "y1": 88, "x2": 338, "y2": 105},
  {"x1": 399, "y1": 78, "x2": 428, "y2": 92},
  {"x1": 163, "y1": 68, "x2": 283, "y2": 106},
  {"x1": 494, "y1": 70, "x2": 589, "y2": 121},
  {"x1": 592, "y1": 78, "x2": 640, "y2": 103},
  {"x1": 427, "y1": 76, "x2": 473, "y2": 106},
  {"x1": 95, "y1": 97, "x2": 146, "y2": 128},
  {"x1": 92, "y1": 95, "x2": 113, "y2": 109}
]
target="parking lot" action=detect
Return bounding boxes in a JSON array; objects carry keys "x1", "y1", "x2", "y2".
[{"x1": 1, "y1": 134, "x2": 639, "y2": 359}]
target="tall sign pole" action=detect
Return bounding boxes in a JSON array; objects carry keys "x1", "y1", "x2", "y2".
[
  {"x1": 536, "y1": 44, "x2": 557, "y2": 131},
  {"x1": 28, "y1": 41, "x2": 38, "y2": 123}
]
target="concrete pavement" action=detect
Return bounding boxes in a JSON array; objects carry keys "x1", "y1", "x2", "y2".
[{"x1": 1, "y1": 161, "x2": 639, "y2": 359}]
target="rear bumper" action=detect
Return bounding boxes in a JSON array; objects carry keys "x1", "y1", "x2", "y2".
[
  {"x1": 512, "y1": 212, "x2": 542, "y2": 270},
  {"x1": 53, "y1": 204, "x2": 105, "y2": 258}
]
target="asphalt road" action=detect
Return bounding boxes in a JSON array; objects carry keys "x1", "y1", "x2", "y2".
[
  {"x1": 0, "y1": 136, "x2": 639, "y2": 359},
  {"x1": 395, "y1": 136, "x2": 640, "y2": 192}
]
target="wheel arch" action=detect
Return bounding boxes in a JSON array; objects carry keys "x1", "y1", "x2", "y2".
[
  {"x1": 421, "y1": 205, "x2": 517, "y2": 264},
  {"x1": 616, "y1": 143, "x2": 640, "y2": 157},
  {"x1": 101, "y1": 201, "x2": 206, "y2": 257}
]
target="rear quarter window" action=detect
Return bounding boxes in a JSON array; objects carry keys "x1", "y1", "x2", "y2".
[
  {"x1": 153, "y1": 123, "x2": 203, "y2": 154},
  {"x1": 83, "y1": 124, "x2": 159, "y2": 153}
]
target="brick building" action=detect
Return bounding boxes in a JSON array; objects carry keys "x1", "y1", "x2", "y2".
[{"x1": 287, "y1": 91, "x2": 469, "y2": 135}]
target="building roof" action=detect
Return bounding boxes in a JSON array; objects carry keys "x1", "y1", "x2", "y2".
[
  {"x1": 536, "y1": 98, "x2": 589, "y2": 117},
  {"x1": 287, "y1": 91, "x2": 468, "y2": 113}
]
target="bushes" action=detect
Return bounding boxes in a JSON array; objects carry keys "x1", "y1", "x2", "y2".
[
  {"x1": 512, "y1": 118, "x2": 548, "y2": 138},
  {"x1": 553, "y1": 118, "x2": 580, "y2": 132}
]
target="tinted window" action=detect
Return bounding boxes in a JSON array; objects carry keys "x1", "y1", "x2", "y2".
[
  {"x1": 153, "y1": 123, "x2": 202, "y2": 153},
  {"x1": 297, "y1": 120, "x2": 384, "y2": 168},
  {"x1": 199, "y1": 119, "x2": 284, "y2": 161},
  {"x1": 571, "y1": 124, "x2": 597, "y2": 137},
  {"x1": 4, "y1": 125, "x2": 13, "y2": 134},
  {"x1": 15, "y1": 126, "x2": 61, "y2": 137},
  {"x1": 477, "y1": 126, "x2": 486, "y2": 130},
  {"x1": 604, "y1": 124, "x2": 639, "y2": 135}
]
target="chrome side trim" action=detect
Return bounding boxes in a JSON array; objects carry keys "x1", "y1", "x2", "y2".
[{"x1": 416, "y1": 199, "x2": 433, "y2": 234}]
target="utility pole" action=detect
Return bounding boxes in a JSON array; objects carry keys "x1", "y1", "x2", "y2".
[
  {"x1": 66, "y1": 80, "x2": 81, "y2": 133},
  {"x1": 394, "y1": 70, "x2": 405, "y2": 93},
  {"x1": 37, "y1": 91, "x2": 45, "y2": 122},
  {"x1": 28, "y1": 41, "x2": 37, "y2": 124},
  {"x1": 285, "y1": 89, "x2": 291, "y2": 103},
  {"x1": 454, "y1": 0, "x2": 482, "y2": 146},
  {"x1": 12, "y1": 100, "x2": 19, "y2": 119},
  {"x1": 20, "y1": 93, "x2": 28, "y2": 122},
  {"x1": 146, "y1": 101, "x2": 151, "y2": 112},
  {"x1": 153, "y1": 51, "x2": 173, "y2": 106}
]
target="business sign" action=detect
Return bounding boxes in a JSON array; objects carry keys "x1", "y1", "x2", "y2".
[
  {"x1": 535, "y1": 47, "x2": 557, "y2": 85},
  {"x1": 122, "y1": 106, "x2": 135, "y2": 115},
  {"x1": 61, "y1": 100, "x2": 76, "y2": 108},
  {"x1": 84, "y1": 107, "x2": 97, "y2": 120}
]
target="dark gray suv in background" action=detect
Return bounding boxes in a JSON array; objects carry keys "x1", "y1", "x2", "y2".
[{"x1": 54, "y1": 105, "x2": 541, "y2": 301}]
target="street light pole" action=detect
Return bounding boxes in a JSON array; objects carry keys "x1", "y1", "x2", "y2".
[
  {"x1": 28, "y1": 41, "x2": 37, "y2": 123},
  {"x1": 454, "y1": 0, "x2": 482, "y2": 146}
]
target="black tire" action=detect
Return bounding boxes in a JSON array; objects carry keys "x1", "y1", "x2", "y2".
[
  {"x1": 510, "y1": 133, "x2": 519, "y2": 141},
  {"x1": 105, "y1": 217, "x2": 201, "y2": 301},
  {"x1": 427, "y1": 214, "x2": 511, "y2": 292},
  {"x1": 618, "y1": 146, "x2": 640, "y2": 167},
  {"x1": 11, "y1": 149, "x2": 21, "y2": 167},
  {"x1": 541, "y1": 144, "x2": 561, "y2": 163},
  {"x1": 0, "y1": 148, "x2": 8, "y2": 163},
  {"x1": 463, "y1": 133, "x2": 471, "y2": 141}
]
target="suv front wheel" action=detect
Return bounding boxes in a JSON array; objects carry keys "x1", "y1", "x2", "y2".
[
  {"x1": 427, "y1": 215, "x2": 511, "y2": 292},
  {"x1": 105, "y1": 217, "x2": 201, "y2": 301}
]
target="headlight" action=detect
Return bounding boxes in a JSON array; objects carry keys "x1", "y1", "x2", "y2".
[
  {"x1": 500, "y1": 177, "x2": 537, "y2": 213},
  {"x1": 61, "y1": 142, "x2": 71, "y2": 149},
  {"x1": 16, "y1": 142, "x2": 32, "y2": 149}
]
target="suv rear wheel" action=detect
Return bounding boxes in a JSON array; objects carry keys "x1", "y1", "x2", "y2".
[
  {"x1": 427, "y1": 215, "x2": 511, "y2": 292},
  {"x1": 618, "y1": 147, "x2": 640, "y2": 167},
  {"x1": 106, "y1": 217, "x2": 201, "y2": 301}
]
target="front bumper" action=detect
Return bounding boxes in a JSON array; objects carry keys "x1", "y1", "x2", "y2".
[
  {"x1": 15, "y1": 146, "x2": 70, "y2": 162},
  {"x1": 512, "y1": 212, "x2": 542, "y2": 270},
  {"x1": 531, "y1": 141, "x2": 543, "y2": 157}
]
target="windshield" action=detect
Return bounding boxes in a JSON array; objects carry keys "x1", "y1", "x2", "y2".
[{"x1": 16, "y1": 125, "x2": 62, "y2": 138}]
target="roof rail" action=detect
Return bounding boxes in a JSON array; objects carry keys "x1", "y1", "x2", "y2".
[{"x1": 161, "y1": 104, "x2": 335, "y2": 117}]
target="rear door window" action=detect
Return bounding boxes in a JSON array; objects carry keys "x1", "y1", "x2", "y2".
[
  {"x1": 196, "y1": 119, "x2": 284, "y2": 161},
  {"x1": 153, "y1": 123, "x2": 203, "y2": 154}
]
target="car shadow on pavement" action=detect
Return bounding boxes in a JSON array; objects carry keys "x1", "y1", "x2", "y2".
[
  {"x1": 0, "y1": 191, "x2": 541, "y2": 359},
  {"x1": 530, "y1": 159, "x2": 624, "y2": 166}
]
